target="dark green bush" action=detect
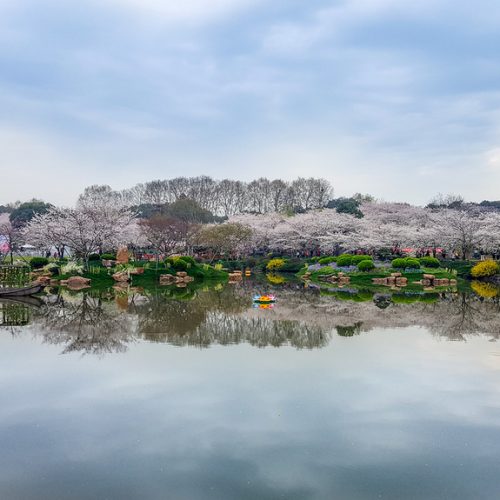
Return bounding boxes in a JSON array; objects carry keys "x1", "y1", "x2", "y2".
[
  {"x1": 30, "y1": 257, "x2": 49, "y2": 269},
  {"x1": 101, "y1": 253, "x2": 116, "y2": 261},
  {"x1": 88, "y1": 253, "x2": 100, "y2": 261},
  {"x1": 357, "y1": 259, "x2": 375, "y2": 271},
  {"x1": 336, "y1": 254, "x2": 353, "y2": 267},
  {"x1": 351, "y1": 254, "x2": 372, "y2": 265},
  {"x1": 419, "y1": 256, "x2": 440, "y2": 268},
  {"x1": 318, "y1": 256, "x2": 336, "y2": 265}
]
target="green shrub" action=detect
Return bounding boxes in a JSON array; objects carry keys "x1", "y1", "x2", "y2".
[
  {"x1": 266, "y1": 258, "x2": 286, "y2": 271},
  {"x1": 405, "y1": 258, "x2": 421, "y2": 269},
  {"x1": 419, "y1": 256, "x2": 440, "y2": 268},
  {"x1": 318, "y1": 256, "x2": 336, "y2": 265},
  {"x1": 351, "y1": 254, "x2": 372, "y2": 265},
  {"x1": 166, "y1": 256, "x2": 189, "y2": 271},
  {"x1": 392, "y1": 257, "x2": 420, "y2": 269},
  {"x1": 471, "y1": 260, "x2": 499, "y2": 278},
  {"x1": 88, "y1": 253, "x2": 100, "y2": 261},
  {"x1": 357, "y1": 259, "x2": 375, "y2": 271},
  {"x1": 391, "y1": 258, "x2": 406, "y2": 269},
  {"x1": 61, "y1": 261, "x2": 84, "y2": 275},
  {"x1": 179, "y1": 255, "x2": 197, "y2": 266},
  {"x1": 43, "y1": 262, "x2": 60, "y2": 275},
  {"x1": 336, "y1": 254, "x2": 353, "y2": 267},
  {"x1": 101, "y1": 253, "x2": 116, "y2": 261},
  {"x1": 30, "y1": 257, "x2": 49, "y2": 269}
]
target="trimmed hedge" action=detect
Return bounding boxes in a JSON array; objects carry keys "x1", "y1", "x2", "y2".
[
  {"x1": 357, "y1": 259, "x2": 375, "y2": 271},
  {"x1": 336, "y1": 254, "x2": 353, "y2": 267},
  {"x1": 351, "y1": 254, "x2": 372, "y2": 265},
  {"x1": 392, "y1": 257, "x2": 421, "y2": 269},
  {"x1": 419, "y1": 256, "x2": 440, "y2": 268}
]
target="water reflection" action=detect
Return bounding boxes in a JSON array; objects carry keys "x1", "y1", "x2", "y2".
[{"x1": 2, "y1": 284, "x2": 500, "y2": 354}]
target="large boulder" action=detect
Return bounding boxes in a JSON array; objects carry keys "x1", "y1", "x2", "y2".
[{"x1": 116, "y1": 246, "x2": 129, "y2": 264}]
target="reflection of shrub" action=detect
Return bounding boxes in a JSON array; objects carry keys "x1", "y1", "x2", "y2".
[
  {"x1": 30, "y1": 257, "x2": 49, "y2": 269},
  {"x1": 471, "y1": 260, "x2": 499, "y2": 278},
  {"x1": 266, "y1": 258, "x2": 285, "y2": 271},
  {"x1": 471, "y1": 280, "x2": 499, "y2": 298},
  {"x1": 266, "y1": 273, "x2": 286, "y2": 285},
  {"x1": 419, "y1": 257, "x2": 440, "y2": 268},
  {"x1": 280, "y1": 259, "x2": 303, "y2": 273},
  {"x1": 318, "y1": 256, "x2": 336, "y2": 265},
  {"x1": 336, "y1": 254, "x2": 353, "y2": 266},
  {"x1": 357, "y1": 260, "x2": 375, "y2": 271},
  {"x1": 351, "y1": 255, "x2": 372, "y2": 265}
]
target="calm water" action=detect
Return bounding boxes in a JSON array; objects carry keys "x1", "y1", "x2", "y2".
[{"x1": 1, "y1": 284, "x2": 500, "y2": 500}]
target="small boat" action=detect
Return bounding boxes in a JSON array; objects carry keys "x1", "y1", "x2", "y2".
[
  {"x1": 0, "y1": 284, "x2": 44, "y2": 297},
  {"x1": 253, "y1": 294, "x2": 276, "y2": 304}
]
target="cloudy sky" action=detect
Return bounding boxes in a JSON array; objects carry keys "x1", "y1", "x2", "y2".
[{"x1": 1, "y1": 0, "x2": 500, "y2": 206}]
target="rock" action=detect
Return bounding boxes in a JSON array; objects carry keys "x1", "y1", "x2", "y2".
[
  {"x1": 423, "y1": 274, "x2": 435, "y2": 280},
  {"x1": 422, "y1": 279, "x2": 431, "y2": 286},
  {"x1": 65, "y1": 276, "x2": 91, "y2": 290},
  {"x1": 66, "y1": 276, "x2": 91, "y2": 287},
  {"x1": 391, "y1": 272, "x2": 402, "y2": 277},
  {"x1": 116, "y1": 246, "x2": 129, "y2": 264},
  {"x1": 176, "y1": 271, "x2": 188, "y2": 278},
  {"x1": 129, "y1": 267, "x2": 144, "y2": 275},
  {"x1": 35, "y1": 275, "x2": 52, "y2": 285},
  {"x1": 102, "y1": 259, "x2": 116, "y2": 267},
  {"x1": 112, "y1": 271, "x2": 130, "y2": 282}
]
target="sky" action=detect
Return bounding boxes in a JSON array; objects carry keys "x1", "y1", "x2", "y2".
[{"x1": 1, "y1": 0, "x2": 500, "y2": 206}]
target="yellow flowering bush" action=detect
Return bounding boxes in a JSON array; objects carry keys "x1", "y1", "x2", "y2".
[{"x1": 471, "y1": 260, "x2": 499, "y2": 278}]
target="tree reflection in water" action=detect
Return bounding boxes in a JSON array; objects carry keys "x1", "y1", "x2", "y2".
[
  {"x1": 34, "y1": 292, "x2": 136, "y2": 355},
  {"x1": 15, "y1": 284, "x2": 500, "y2": 355}
]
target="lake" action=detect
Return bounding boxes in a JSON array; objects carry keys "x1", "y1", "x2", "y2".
[{"x1": 1, "y1": 283, "x2": 500, "y2": 499}]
